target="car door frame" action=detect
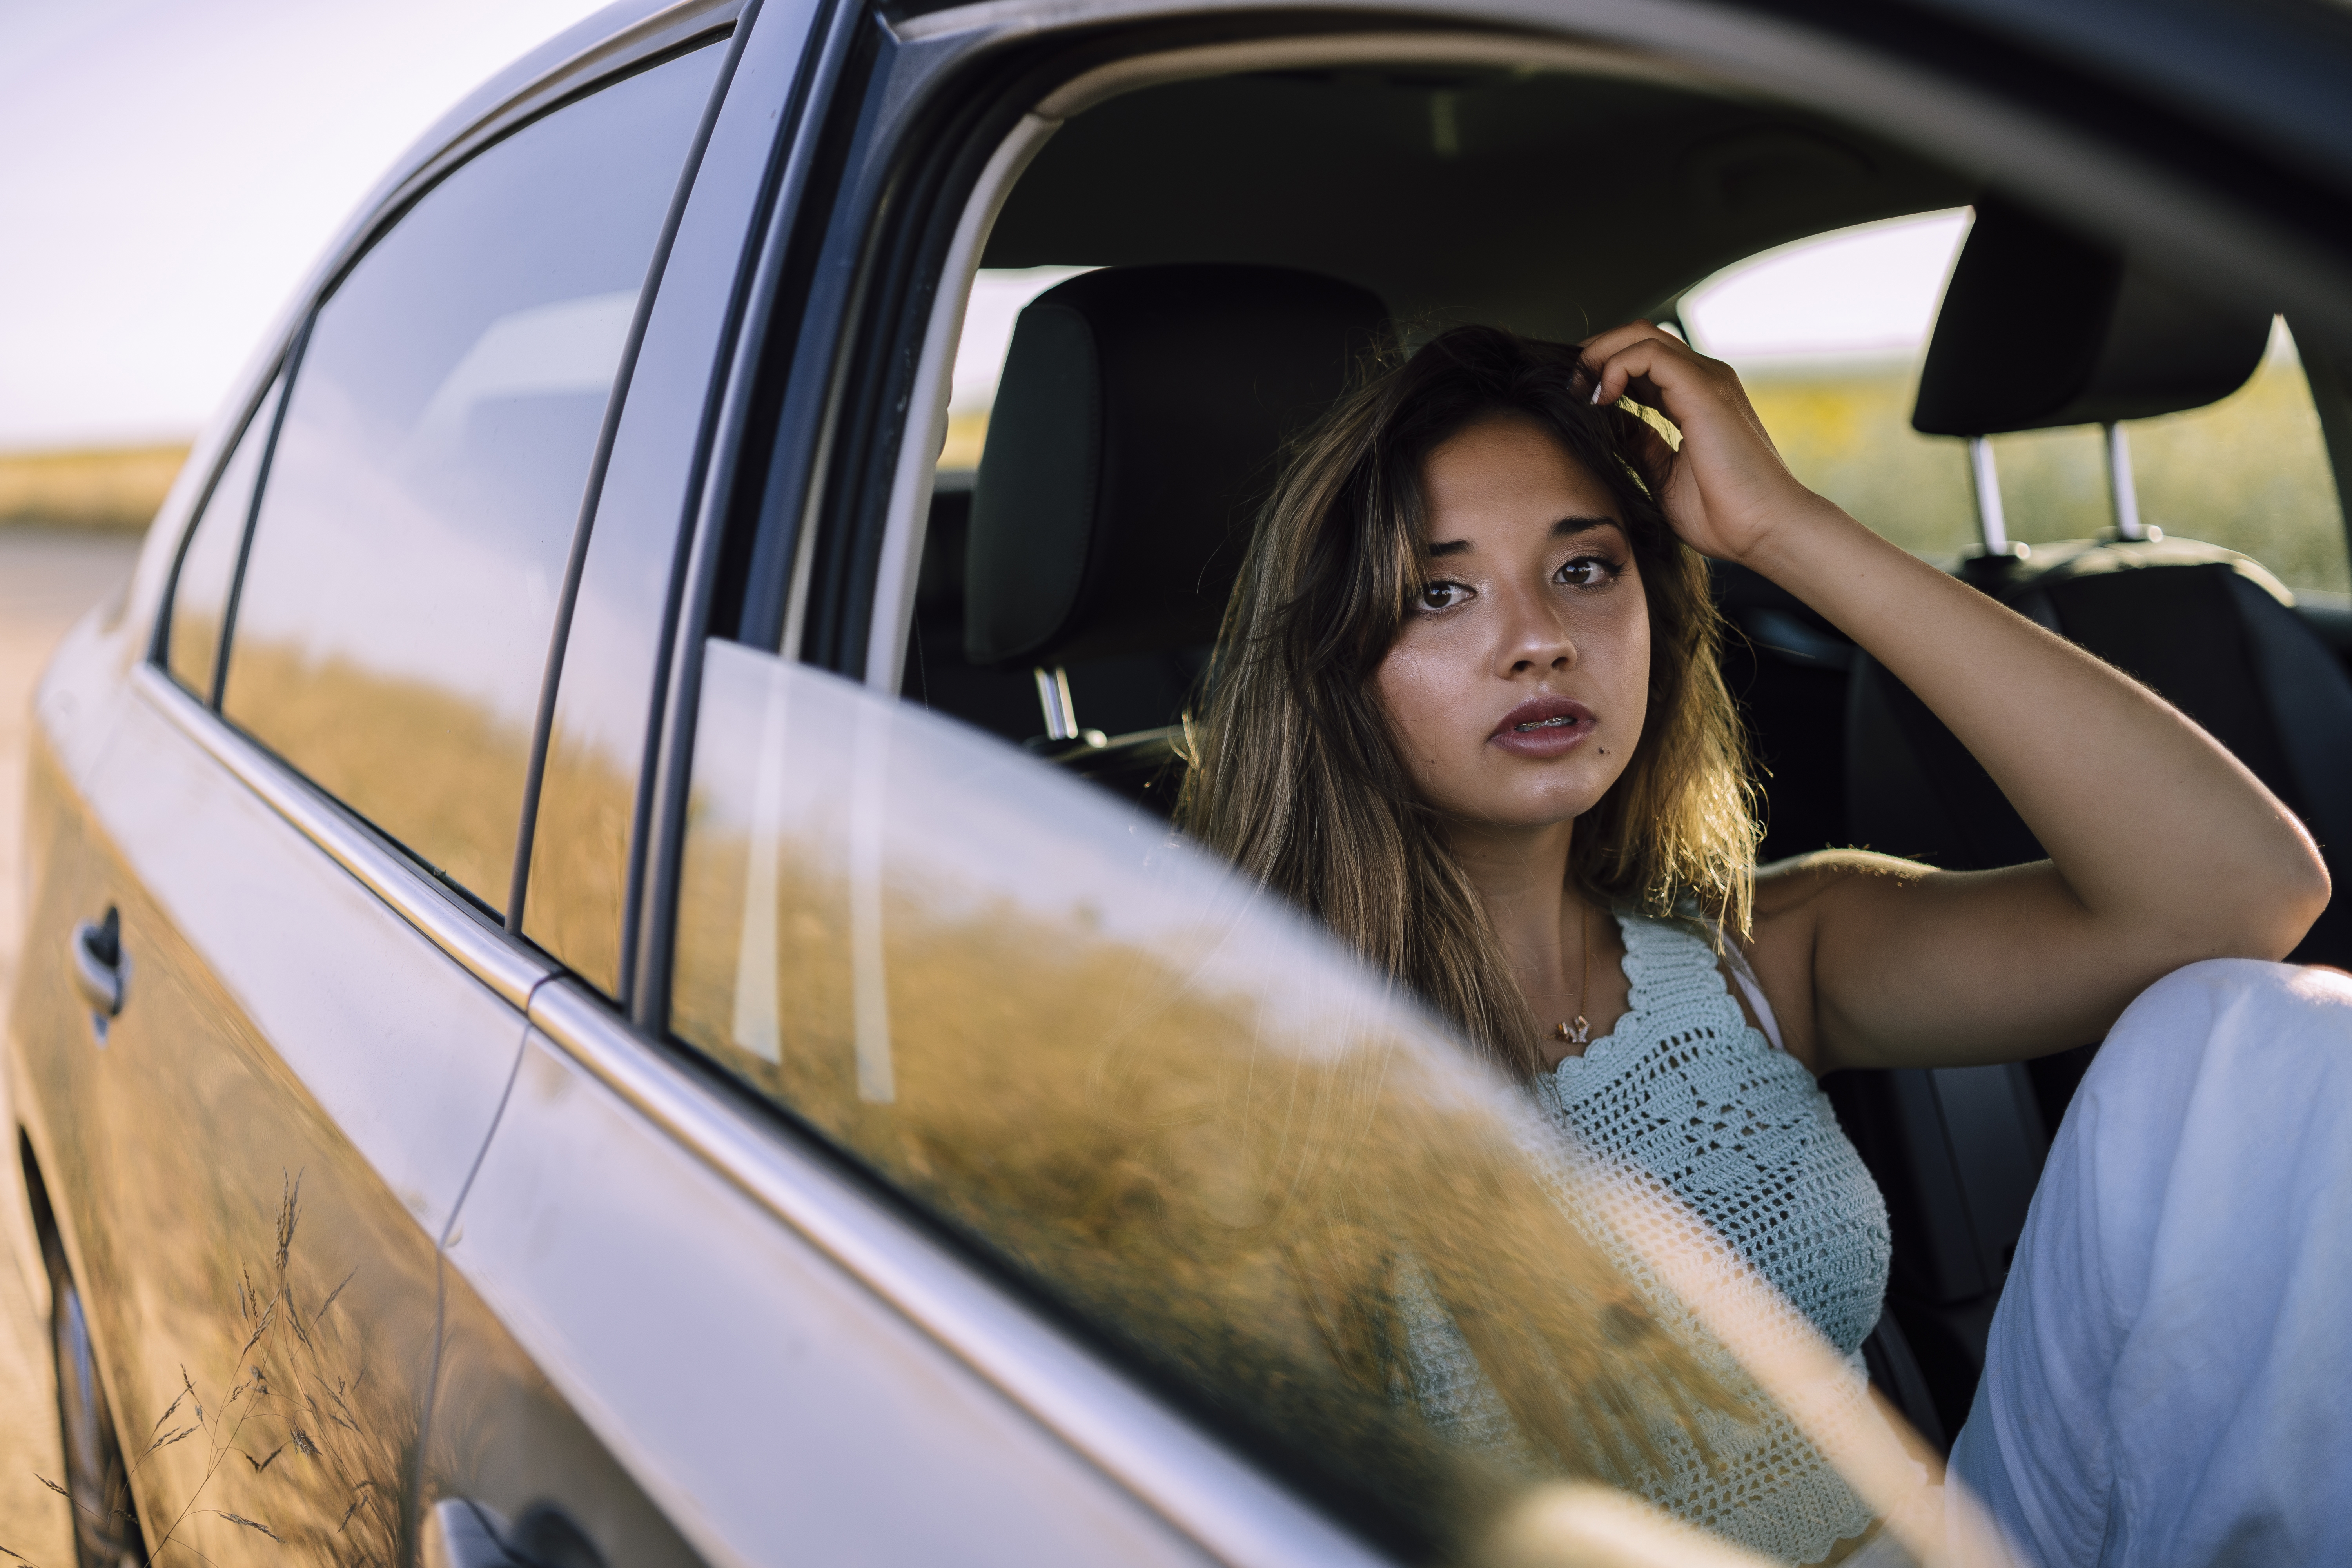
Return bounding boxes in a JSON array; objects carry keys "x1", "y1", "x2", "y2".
[{"x1": 564, "y1": 0, "x2": 2352, "y2": 1551}]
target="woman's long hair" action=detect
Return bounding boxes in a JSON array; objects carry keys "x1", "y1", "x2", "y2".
[{"x1": 1177, "y1": 325, "x2": 1758, "y2": 1080}]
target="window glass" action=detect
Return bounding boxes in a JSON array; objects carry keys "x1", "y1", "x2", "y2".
[
  {"x1": 1685, "y1": 218, "x2": 2349, "y2": 593},
  {"x1": 670, "y1": 642, "x2": 1927, "y2": 1562},
  {"x1": 2105, "y1": 321, "x2": 2346, "y2": 594},
  {"x1": 165, "y1": 375, "x2": 283, "y2": 702},
  {"x1": 1682, "y1": 210, "x2": 1976, "y2": 559},
  {"x1": 222, "y1": 42, "x2": 724, "y2": 910}
]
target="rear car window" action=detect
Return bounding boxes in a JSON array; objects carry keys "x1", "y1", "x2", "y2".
[
  {"x1": 1683, "y1": 213, "x2": 2350, "y2": 593},
  {"x1": 218, "y1": 42, "x2": 725, "y2": 911},
  {"x1": 163, "y1": 374, "x2": 283, "y2": 702}
]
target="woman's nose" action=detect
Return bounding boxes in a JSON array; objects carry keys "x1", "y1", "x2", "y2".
[{"x1": 1498, "y1": 587, "x2": 1576, "y2": 673}]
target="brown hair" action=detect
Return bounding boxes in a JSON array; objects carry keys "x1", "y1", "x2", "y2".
[{"x1": 1178, "y1": 325, "x2": 1758, "y2": 1080}]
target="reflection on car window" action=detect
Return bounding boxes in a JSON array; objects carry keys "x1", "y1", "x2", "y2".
[
  {"x1": 220, "y1": 42, "x2": 725, "y2": 909},
  {"x1": 1684, "y1": 213, "x2": 2348, "y2": 593},
  {"x1": 669, "y1": 641, "x2": 1928, "y2": 1563},
  {"x1": 165, "y1": 375, "x2": 283, "y2": 703}
]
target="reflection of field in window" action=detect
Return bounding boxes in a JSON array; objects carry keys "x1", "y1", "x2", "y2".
[{"x1": 225, "y1": 641, "x2": 529, "y2": 905}]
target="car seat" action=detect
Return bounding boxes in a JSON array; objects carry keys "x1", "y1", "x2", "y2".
[
  {"x1": 947, "y1": 263, "x2": 1391, "y2": 808},
  {"x1": 1833, "y1": 198, "x2": 2352, "y2": 1439}
]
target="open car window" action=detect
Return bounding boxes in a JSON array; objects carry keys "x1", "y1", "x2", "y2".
[{"x1": 1683, "y1": 213, "x2": 2349, "y2": 594}]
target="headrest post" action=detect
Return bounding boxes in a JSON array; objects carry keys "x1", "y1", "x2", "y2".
[
  {"x1": 2104, "y1": 422, "x2": 2146, "y2": 541},
  {"x1": 1967, "y1": 436, "x2": 2010, "y2": 553},
  {"x1": 1034, "y1": 665, "x2": 1079, "y2": 741}
]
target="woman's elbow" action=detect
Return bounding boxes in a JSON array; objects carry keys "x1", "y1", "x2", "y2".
[{"x1": 2240, "y1": 837, "x2": 2331, "y2": 961}]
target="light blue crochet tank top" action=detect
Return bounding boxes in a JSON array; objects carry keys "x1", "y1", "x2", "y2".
[{"x1": 1534, "y1": 912, "x2": 1891, "y2": 1354}]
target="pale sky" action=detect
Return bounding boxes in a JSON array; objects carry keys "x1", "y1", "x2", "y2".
[
  {"x1": 0, "y1": 1, "x2": 1969, "y2": 455},
  {"x1": 1682, "y1": 209, "x2": 1971, "y2": 363},
  {"x1": 0, "y1": 0, "x2": 613, "y2": 452}
]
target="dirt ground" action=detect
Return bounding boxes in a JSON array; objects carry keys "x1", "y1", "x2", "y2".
[{"x1": 0, "y1": 526, "x2": 147, "y2": 1566}]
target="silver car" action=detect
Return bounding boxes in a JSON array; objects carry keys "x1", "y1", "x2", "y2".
[{"x1": 13, "y1": 0, "x2": 2352, "y2": 1563}]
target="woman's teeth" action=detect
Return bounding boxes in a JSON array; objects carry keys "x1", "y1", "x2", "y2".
[{"x1": 1515, "y1": 716, "x2": 1576, "y2": 731}]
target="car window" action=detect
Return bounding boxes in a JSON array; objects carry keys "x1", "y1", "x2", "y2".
[
  {"x1": 2007, "y1": 321, "x2": 2347, "y2": 593},
  {"x1": 1683, "y1": 213, "x2": 2349, "y2": 593},
  {"x1": 1680, "y1": 210, "x2": 1978, "y2": 559},
  {"x1": 668, "y1": 641, "x2": 1922, "y2": 1561},
  {"x1": 164, "y1": 374, "x2": 283, "y2": 702},
  {"x1": 219, "y1": 42, "x2": 726, "y2": 911}
]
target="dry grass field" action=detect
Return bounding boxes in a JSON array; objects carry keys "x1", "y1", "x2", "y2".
[
  {"x1": 0, "y1": 528, "x2": 145, "y2": 1568},
  {"x1": 0, "y1": 445, "x2": 189, "y2": 534},
  {"x1": 1740, "y1": 338, "x2": 2348, "y2": 591}
]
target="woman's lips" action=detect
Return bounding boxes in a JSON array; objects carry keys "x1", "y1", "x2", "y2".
[{"x1": 1489, "y1": 696, "x2": 1597, "y2": 759}]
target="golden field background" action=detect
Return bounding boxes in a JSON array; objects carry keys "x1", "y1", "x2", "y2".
[
  {"x1": 9, "y1": 330, "x2": 2344, "y2": 590},
  {"x1": 0, "y1": 442, "x2": 191, "y2": 531}
]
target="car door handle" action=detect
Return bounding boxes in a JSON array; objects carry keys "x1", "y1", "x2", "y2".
[
  {"x1": 424, "y1": 1500, "x2": 521, "y2": 1568},
  {"x1": 425, "y1": 1498, "x2": 607, "y2": 1568},
  {"x1": 70, "y1": 908, "x2": 127, "y2": 1021}
]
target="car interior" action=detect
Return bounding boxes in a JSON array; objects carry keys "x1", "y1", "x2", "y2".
[{"x1": 877, "y1": 54, "x2": 2352, "y2": 1451}]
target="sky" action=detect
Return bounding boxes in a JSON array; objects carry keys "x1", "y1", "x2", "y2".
[
  {"x1": 0, "y1": 0, "x2": 1971, "y2": 454},
  {"x1": 0, "y1": 0, "x2": 614, "y2": 452}
]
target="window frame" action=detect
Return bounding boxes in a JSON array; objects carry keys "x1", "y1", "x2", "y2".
[{"x1": 603, "y1": 0, "x2": 2352, "y2": 1539}]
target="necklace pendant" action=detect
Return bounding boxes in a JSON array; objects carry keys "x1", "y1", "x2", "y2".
[{"x1": 1557, "y1": 1016, "x2": 1591, "y2": 1047}]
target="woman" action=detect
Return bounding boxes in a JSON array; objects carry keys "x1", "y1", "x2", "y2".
[{"x1": 1177, "y1": 323, "x2": 2352, "y2": 1565}]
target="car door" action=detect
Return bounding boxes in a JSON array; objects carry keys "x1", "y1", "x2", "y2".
[
  {"x1": 417, "y1": 10, "x2": 1954, "y2": 1567},
  {"x1": 9, "y1": 15, "x2": 731, "y2": 1564}
]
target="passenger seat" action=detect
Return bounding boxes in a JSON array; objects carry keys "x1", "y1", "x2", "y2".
[{"x1": 1835, "y1": 198, "x2": 2352, "y2": 1439}]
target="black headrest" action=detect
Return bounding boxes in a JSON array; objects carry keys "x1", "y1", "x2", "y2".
[
  {"x1": 965, "y1": 264, "x2": 1389, "y2": 668},
  {"x1": 1913, "y1": 200, "x2": 2272, "y2": 437}
]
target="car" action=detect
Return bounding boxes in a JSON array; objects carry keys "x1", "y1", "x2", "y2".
[{"x1": 11, "y1": 0, "x2": 2352, "y2": 1563}]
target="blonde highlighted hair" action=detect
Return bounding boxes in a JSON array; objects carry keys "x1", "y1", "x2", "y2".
[{"x1": 1178, "y1": 325, "x2": 1759, "y2": 1080}]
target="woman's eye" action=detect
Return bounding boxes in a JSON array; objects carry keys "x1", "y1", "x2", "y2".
[
  {"x1": 1558, "y1": 555, "x2": 1621, "y2": 588},
  {"x1": 1418, "y1": 581, "x2": 1470, "y2": 611}
]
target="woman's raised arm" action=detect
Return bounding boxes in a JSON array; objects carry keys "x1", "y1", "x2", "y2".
[{"x1": 1579, "y1": 321, "x2": 2330, "y2": 1073}]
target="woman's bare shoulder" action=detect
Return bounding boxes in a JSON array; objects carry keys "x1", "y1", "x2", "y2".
[{"x1": 1754, "y1": 848, "x2": 1932, "y2": 921}]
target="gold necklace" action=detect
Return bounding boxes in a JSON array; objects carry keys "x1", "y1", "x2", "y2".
[{"x1": 1554, "y1": 898, "x2": 1592, "y2": 1047}]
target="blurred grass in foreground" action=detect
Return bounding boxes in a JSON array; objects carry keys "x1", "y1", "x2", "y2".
[
  {"x1": 0, "y1": 443, "x2": 189, "y2": 531},
  {"x1": 1737, "y1": 326, "x2": 2349, "y2": 594}
]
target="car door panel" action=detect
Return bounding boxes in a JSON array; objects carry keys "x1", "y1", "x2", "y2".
[
  {"x1": 16, "y1": 665, "x2": 534, "y2": 1563},
  {"x1": 432, "y1": 1005, "x2": 1216, "y2": 1568}
]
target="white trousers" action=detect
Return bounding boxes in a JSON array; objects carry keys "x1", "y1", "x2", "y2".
[{"x1": 1949, "y1": 960, "x2": 2352, "y2": 1567}]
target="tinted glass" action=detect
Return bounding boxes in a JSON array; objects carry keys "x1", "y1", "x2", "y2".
[
  {"x1": 223, "y1": 42, "x2": 724, "y2": 908},
  {"x1": 166, "y1": 375, "x2": 283, "y2": 702},
  {"x1": 670, "y1": 642, "x2": 1938, "y2": 1563}
]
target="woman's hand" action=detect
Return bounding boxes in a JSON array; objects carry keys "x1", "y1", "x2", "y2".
[
  {"x1": 1622, "y1": 320, "x2": 2340, "y2": 1076},
  {"x1": 1575, "y1": 321, "x2": 1834, "y2": 564}
]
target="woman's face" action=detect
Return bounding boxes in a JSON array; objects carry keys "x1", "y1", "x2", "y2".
[{"x1": 1373, "y1": 413, "x2": 1650, "y2": 833}]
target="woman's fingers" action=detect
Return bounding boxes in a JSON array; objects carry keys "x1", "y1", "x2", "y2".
[{"x1": 1578, "y1": 325, "x2": 1722, "y2": 415}]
